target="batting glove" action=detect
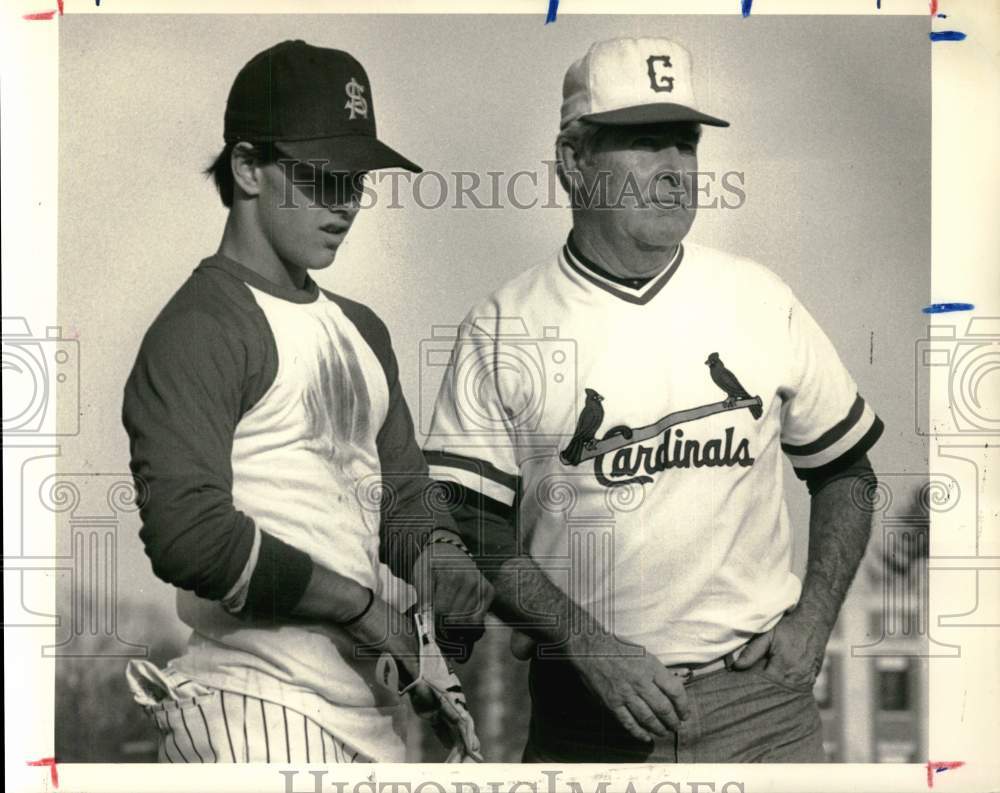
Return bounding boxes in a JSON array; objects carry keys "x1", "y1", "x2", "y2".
[{"x1": 375, "y1": 607, "x2": 483, "y2": 762}]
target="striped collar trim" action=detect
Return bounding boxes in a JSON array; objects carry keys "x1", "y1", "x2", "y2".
[{"x1": 561, "y1": 239, "x2": 684, "y2": 306}]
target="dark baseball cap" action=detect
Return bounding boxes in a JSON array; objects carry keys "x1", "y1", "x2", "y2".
[{"x1": 224, "y1": 40, "x2": 421, "y2": 173}]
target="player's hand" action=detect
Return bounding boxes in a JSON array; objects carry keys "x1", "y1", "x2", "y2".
[
  {"x1": 567, "y1": 632, "x2": 690, "y2": 743},
  {"x1": 407, "y1": 678, "x2": 482, "y2": 762},
  {"x1": 412, "y1": 539, "x2": 494, "y2": 663},
  {"x1": 732, "y1": 608, "x2": 831, "y2": 690},
  {"x1": 376, "y1": 608, "x2": 484, "y2": 762}
]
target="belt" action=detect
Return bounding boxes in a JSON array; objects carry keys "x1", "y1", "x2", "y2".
[{"x1": 665, "y1": 644, "x2": 747, "y2": 683}]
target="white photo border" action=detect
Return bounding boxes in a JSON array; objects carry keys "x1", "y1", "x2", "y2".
[{"x1": 2, "y1": 1, "x2": 998, "y2": 791}]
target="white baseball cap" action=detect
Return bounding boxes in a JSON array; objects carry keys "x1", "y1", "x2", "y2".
[{"x1": 560, "y1": 37, "x2": 729, "y2": 129}]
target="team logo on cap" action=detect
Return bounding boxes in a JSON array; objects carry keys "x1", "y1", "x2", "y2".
[
  {"x1": 646, "y1": 55, "x2": 675, "y2": 93},
  {"x1": 344, "y1": 77, "x2": 369, "y2": 120}
]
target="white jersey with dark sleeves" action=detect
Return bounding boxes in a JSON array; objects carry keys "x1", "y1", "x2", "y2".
[{"x1": 123, "y1": 254, "x2": 441, "y2": 761}]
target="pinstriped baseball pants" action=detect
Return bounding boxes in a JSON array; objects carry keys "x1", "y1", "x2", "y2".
[{"x1": 127, "y1": 660, "x2": 369, "y2": 764}]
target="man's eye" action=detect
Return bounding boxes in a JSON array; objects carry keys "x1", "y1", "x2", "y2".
[{"x1": 631, "y1": 137, "x2": 697, "y2": 153}]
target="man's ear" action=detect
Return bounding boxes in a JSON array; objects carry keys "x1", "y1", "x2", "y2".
[
  {"x1": 556, "y1": 139, "x2": 585, "y2": 197},
  {"x1": 231, "y1": 142, "x2": 263, "y2": 199}
]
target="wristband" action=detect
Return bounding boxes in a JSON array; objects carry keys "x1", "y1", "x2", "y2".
[
  {"x1": 339, "y1": 587, "x2": 375, "y2": 627},
  {"x1": 427, "y1": 530, "x2": 471, "y2": 557}
]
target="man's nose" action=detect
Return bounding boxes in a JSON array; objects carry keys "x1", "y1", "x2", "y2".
[
  {"x1": 656, "y1": 144, "x2": 685, "y2": 170},
  {"x1": 323, "y1": 188, "x2": 364, "y2": 215}
]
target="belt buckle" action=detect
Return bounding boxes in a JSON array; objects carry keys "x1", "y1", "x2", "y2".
[{"x1": 669, "y1": 665, "x2": 695, "y2": 683}]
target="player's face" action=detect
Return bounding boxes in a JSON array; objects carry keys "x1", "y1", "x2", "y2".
[
  {"x1": 255, "y1": 161, "x2": 364, "y2": 271},
  {"x1": 583, "y1": 123, "x2": 700, "y2": 250}
]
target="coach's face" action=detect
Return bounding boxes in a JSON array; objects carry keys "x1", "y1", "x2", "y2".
[
  {"x1": 257, "y1": 160, "x2": 364, "y2": 271},
  {"x1": 581, "y1": 123, "x2": 700, "y2": 250}
]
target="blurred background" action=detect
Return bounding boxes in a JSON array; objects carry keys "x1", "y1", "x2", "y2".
[
  {"x1": 48, "y1": 13, "x2": 931, "y2": 762},
  {"x1": 50, "y1": 483, "x2": 932, "y2": 763}
]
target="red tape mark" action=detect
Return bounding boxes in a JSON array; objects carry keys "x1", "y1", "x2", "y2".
[
  {"x1": 27, "y1": 757, "x2": 59, "y2": 788},
  {"x1": 926, "y1": 761, "x2": 965, "y2": 788},
  {"x1": 23, "y1": 0, "x2": 63, "y2": 19},
  {"x1": 930, "y1": 0, "x2": 938, "y2": 15}
]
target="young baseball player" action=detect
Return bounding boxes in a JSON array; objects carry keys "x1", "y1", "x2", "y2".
[
  {"x1": 424, "y1": 37, "x2": 883, "y2": 762},
  {"x1": 122, "y1": 40, "x2": 489, "y2": 763}
]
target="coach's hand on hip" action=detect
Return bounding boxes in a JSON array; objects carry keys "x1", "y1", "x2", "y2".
[
  {"x1": 567, "y1": 631, "x2": 691, "y2": 743},
  {"x1": 732, "y1": 606, "x2": 831, "y2": 691},
  {"x1": 412, "y1": 537, "x2": 494, "y2": 663}
]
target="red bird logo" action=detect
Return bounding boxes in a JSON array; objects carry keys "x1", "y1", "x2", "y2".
[
  {"x1": 560, "y1": 388, "x2": 605, "y2": 465},
  {"x1": 705, "y1": 352, "x2": 762, "y2": 419}
]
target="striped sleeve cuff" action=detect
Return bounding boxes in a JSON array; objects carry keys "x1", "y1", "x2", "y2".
[
  {"x1": 424, "y1": 450, "x2": 520, "y2": 507},
  {"x1": 782, "y1": 394, "x2": 884, "y2": 481},
  {"x1": 221, "y1": 524, "x2": 262, "y2": 614}
]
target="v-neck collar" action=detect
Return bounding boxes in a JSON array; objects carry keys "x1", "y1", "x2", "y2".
[{"x1": 561, "y1": 233, "x2": 684, "y2": 306}]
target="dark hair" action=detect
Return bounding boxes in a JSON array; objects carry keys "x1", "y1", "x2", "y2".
[{"x1": 204, "y1": 141, "x2": 281, "y2": 208}]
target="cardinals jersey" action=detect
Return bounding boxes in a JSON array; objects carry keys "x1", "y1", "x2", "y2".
[{"x1": 423, "y1": 237, "x2": 883, "y2": 664}]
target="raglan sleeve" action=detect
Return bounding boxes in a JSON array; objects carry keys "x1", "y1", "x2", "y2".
[
  {"x1": 362, "y1": 311, "x2": 467, "y2": 583},
  {"x1": 423, "y1": 313, "x2": 522, "y2": 572},
  {"x1": 779, "y1": 295, "x2": 884, "y2": 483},
  {"x1": 122, "y1": 308, "x2": 313, "y2": 617}
]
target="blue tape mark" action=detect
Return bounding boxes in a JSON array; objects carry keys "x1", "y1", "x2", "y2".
[
  {"x1": 876, "y1": 0, "x2": 881, "y2": 8},
  {"x1": 545, "y1": 0, "x2": 558, "y2": 24},
  {"x1": 741, "y1": 0, "x2": 753, "y2": 17},
  {"x1": 930, "y1": 31, "x2": 967, "y2": 41},
  {"x1": 937, "y1": 13, "x2": 947, "y2": 17},
  {"x1": 922, "y1": 303, "x2": 975, "y2": 314}
]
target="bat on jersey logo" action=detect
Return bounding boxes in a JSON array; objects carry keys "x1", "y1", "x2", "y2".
[{"x1": 559, "y1": 353, "x2": 763, "y2": 487}]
